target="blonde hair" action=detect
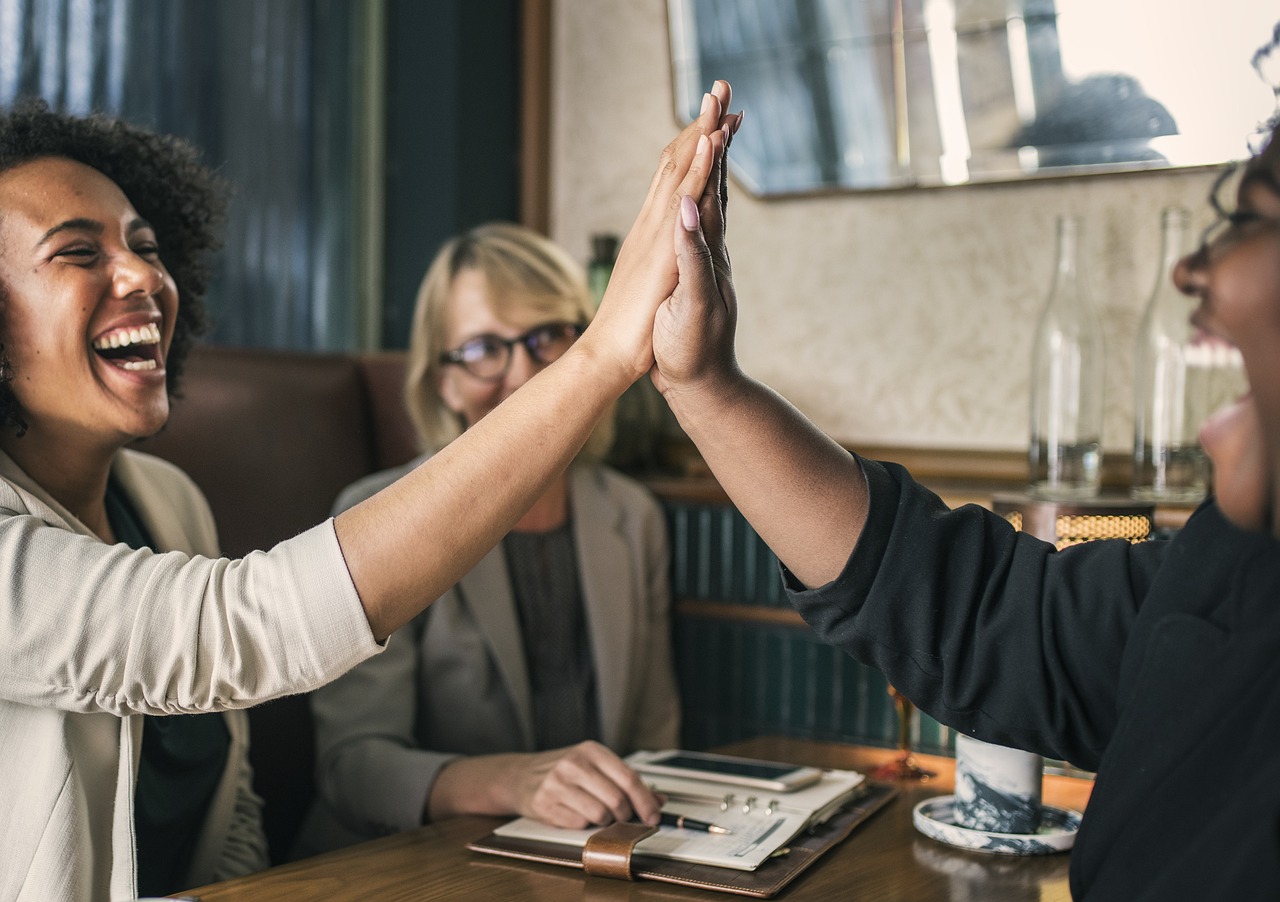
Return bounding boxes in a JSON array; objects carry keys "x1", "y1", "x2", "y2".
[{"x1": 404, "y1": 222, "x2": 615, "y2": 457}]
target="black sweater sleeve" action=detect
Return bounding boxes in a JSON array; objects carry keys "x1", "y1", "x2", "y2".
[{"x1": 785, "y1": 456, "x2": 1167, "y2": 771}]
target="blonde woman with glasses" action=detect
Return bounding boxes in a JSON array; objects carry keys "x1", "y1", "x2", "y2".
[{"x1": 293, "y1": 223, "x2": 680, "y2": 856}]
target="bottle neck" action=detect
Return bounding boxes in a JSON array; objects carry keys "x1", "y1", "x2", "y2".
[
  {"x1": 1050, "y1": 216, "x2": 1082, "y2": 297},
  {"x1": 1154, "y1": 209, "x2": 1188, "y2": 293}
]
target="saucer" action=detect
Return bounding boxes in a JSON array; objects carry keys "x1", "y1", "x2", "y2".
[{"x1": 912, "y1": 795, "x2": 1081, "y2": 856}]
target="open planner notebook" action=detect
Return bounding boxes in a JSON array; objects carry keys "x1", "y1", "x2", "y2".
[
  {"x1": 467, "y1": 750, "x2": 896, "y2": 897},
  {"x1": 493, "y1": 757, "x2": 865, "y2": 869}
]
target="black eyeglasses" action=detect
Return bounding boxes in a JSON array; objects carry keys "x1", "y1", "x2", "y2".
[
  {"x1": 1195, "y1": 162, "x2": 1279, "y2": 257},
  {"x1": 439, "y1": 322, "x2": 587, "y2": 381}
]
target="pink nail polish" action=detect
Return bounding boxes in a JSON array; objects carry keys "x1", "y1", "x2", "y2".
[
  {"x1": 700, "y1": 93, "x2": 712, "y2": 116},
  {"x1": 681, "y1": 195, "x2": 700, "y2": 230}
]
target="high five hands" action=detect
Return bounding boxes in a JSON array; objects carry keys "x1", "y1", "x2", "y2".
[
  {"x1": 652, "y1": 82, "x2": 741, "y2": 410},
  {"x1": 585, "y1": 80, "x2": 741, "y2": 389}
]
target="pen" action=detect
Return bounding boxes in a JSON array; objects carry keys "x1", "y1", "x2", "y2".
[{"x1": 660, "y1": 811, "x2": 733, "y2": 834}]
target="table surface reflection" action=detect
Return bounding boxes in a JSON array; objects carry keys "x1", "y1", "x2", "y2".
[{"x1": 185, "y1": 737, "x2": 1092, "y2": 902}]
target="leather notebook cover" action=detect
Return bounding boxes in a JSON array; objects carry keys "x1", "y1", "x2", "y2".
[{"x1": 465, "y1": 782, "x2": 898, "y2": 898}]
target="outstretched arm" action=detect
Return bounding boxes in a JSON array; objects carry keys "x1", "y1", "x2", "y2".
[
  {"x1": 337, "y1": 82, "x2": 735, "y2": 641},
  {"x1": 652, "y1": 145, "x2": 867, "y2": 590}
]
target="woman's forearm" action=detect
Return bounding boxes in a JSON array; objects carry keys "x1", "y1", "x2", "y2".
[
  {"x1": 336, "y1": 344, "x2": 622, "y2": 640},
  {"x1": 665, "y1": 369, "x2": 868, "y2": 590}
]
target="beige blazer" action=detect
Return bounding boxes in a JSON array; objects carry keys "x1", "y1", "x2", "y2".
[
  {"x1": 0, "y1": 449, "x2": 378, "y2": 901},
  {"x1": 296, "y1": 459, "x2": 679, "y2": 853}
]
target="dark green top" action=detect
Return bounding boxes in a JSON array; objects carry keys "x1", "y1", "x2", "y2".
[
  {"x1": 106, "y1": 477, "x2": 230, "y2": 897},
  {"x1": 503, "y1": 523, "x2": 600, "y2": 749}
]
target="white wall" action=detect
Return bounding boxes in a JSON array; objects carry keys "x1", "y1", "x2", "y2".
[{"x1": 548, "y1": 0, "x2": 1224, "y2": 453}]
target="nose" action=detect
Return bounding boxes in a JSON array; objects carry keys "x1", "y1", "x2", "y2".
[
  {"x1": 1171, "y1": 244, "x2": 1206, "y2": 299},
  {"x1": 112, "y1": 249, "x2": 165, "y2": 299},
  {"x1": 503, "y1": 341, "x2": 542, "y2": 389}
]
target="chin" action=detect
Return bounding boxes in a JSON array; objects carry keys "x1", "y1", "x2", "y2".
[
  {"x1": 1211, "y1": 468, "x2": 1274, "y2": 533},
  {"x1": 128, "y1": 406, "x2": 171, "y2": 441}
]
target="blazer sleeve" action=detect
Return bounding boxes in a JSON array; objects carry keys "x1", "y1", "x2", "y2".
[
  {"x1": 310, "y1": 620, "x2": 458, "y2": 836},
  {"x1": 0, "y1": 460, "x2": 381, "y2": 716}
]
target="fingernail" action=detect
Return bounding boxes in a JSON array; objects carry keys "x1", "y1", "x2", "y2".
[
  {"x1": 700, "y1": 92, "x2": 712, "y2": 116},
  {"x1": 696, "y1": 133, "x2": 709, "y2": 156},
  {"x1": 734, "y1": 109, "x2": 744, "y2": 133},
  {"x1": 680, "y1": 194, "x2": 700, "y2": 231}
]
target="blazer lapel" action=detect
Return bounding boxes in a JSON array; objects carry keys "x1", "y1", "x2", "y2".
[
  {"x1": 571, "y1": 466, "x2": 635, "y2": 749},
  {"x1": 111, "y1": 451, "x2": 212, "y2": 555},
  {"x1": 456, "y1": 544, "x2": 537, "y2": 748}
]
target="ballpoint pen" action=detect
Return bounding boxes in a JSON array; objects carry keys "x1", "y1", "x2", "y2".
[{"x1": 660, "y1": 811, "x2": 733, "y2": 834}]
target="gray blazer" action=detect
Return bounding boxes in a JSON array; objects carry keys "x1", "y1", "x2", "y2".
[{"x1": 294, "y1": 457, "x2": 679, "y2": 854}]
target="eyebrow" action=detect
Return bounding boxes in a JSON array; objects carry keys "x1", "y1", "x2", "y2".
[{"x1": 35, "y1": 216, "x2": 153, "y2": 248}]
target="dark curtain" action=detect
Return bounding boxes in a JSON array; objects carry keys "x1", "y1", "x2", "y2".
[{"x1": 0, "y1": 0, "x2": 361, "y2": 350}]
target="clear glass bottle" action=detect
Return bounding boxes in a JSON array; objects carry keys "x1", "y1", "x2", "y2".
[
  {"x1": 1028, "y1": 214, "x2": 1104, "y2": 499},
  {"x1": 1131, "y1": 207, "x2": 1206, "y2": 502},
  {"x1": 1131, "y1": 207, "x2": 1247, "y2": 501}
]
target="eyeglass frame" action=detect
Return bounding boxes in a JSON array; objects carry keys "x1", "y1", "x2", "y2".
[
  {"x1": 1194, "y1": 160, "x2": 1280, "y2": 260},
  {"x1": 438, "y1": 321, "x2": 588, "y2": 381}
]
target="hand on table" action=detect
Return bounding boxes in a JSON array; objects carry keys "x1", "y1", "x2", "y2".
[
  {"x1": 511, "y1": 740, "x2": 663, "y2": 829},
  {"x1": 427, "y1": 740, "x2": 663, "y2": 829}
]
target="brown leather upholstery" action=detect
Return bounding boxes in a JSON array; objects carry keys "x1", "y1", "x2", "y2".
[
  {"x1": 141, "y1": 345, "x2": 417, "y2": 558},
  {"x1": 140, "y1": 343, "x2": 416, "y2": 863}
]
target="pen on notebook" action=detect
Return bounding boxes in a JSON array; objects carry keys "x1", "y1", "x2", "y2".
[{"x1": 660, "y1": 811, "x2": 732, "y2": 834}]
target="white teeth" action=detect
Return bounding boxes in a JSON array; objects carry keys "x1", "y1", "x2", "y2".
[
  {"x1": 93, "y1": 322, "x2": 161, "y2": 351},
  {"x1": 120, "y1": 359, "x2": 158, "y2": 371}
]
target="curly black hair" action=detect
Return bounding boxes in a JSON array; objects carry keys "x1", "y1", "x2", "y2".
[{"x1": 0, "y1": 99, "x2": 228, "y2": 434}]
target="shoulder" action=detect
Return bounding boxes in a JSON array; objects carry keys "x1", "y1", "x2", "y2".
[
  {"x1": 114, "y1": 449, "x2": 211, "y2": 518},
  {"x1": 332, "y1": 455, "x2": 429, "y2": 515},
  {"x1": 115, "y1": 448, "x2": 220, "y2": 553},
  {"x1": 573, "y1": 461, "x2": 663, "y2": 515},
  {"x1": 116, "y1": 447, "x2": 205, "y2": 496}
]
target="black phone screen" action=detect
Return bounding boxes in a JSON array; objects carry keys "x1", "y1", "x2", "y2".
[{"x1": 650, "y1": 754, "x2": 799, "y2": 780}]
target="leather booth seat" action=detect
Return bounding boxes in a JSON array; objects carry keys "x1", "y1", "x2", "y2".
[{"x1": 141, "y1": 343, "x2": 417, "y2": 863}]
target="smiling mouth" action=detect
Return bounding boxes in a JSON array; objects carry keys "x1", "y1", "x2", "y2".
[{"x1": 92, "y1": 323, "x2": 163, "y2": 372}]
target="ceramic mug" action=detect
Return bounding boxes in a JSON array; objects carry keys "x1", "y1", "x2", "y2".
[{"x1": 953, "y1": 734, "x2": 1043, "y2": 834}]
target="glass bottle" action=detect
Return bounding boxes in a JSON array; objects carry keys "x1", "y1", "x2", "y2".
[
  {"x1": 1131, "y1": 207, "x2": 1247, "y2": 502},
  {"x1": 1131, "y1": 207, "x2": 1205, "y2": 502},
  {"x1": 1028, "y1": 214, "x2": 1104, "y2": 499}
]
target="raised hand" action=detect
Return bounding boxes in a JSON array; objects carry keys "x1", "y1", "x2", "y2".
[
  {"x1": 652, "y1": 112, "x2": 869, "y2": 591},
  {"x1": 583, "y1": 81, "x2": 735, "y2": 386},
  {"x1": 651, "y1": 122, "x2": 740, "y2": 401}
]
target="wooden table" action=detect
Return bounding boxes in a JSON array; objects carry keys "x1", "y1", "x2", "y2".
[{"x1": 185, "y1": 737, "x2": 1092, "y2": 901}]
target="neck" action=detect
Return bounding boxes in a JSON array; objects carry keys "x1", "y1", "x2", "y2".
[
  {"x1": 0, "y1": 427, "x2": 117, "y2": 541},
  {"x1": 512, "y1": 469, "x2": 570, "y2": 533}
]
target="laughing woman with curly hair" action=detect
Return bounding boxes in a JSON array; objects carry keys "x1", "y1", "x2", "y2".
[{"x1": 0, "y1": 84, "x2": 735, "y2": 901}]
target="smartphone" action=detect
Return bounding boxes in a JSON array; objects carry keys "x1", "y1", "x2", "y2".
[{"x1": 630, "y1": 749, "x2": 824, "y2": 792}]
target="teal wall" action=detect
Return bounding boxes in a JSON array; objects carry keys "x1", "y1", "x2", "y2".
[{"x1": 664, "y1": 500, "x2": 955, "y2": 756}]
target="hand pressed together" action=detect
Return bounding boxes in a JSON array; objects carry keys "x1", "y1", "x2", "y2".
[
  {"x1": 652, "y1": 107, "x2": 742, "y2": 406},
  {"x1": 583, "y1": 81, "x2": 737, "y2": 388}
]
